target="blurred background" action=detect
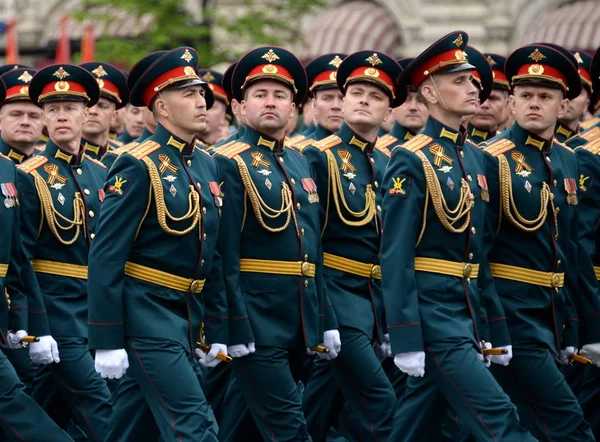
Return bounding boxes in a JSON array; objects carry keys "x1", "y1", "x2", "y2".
[{"x1": 0, "y1": 0, "x2": 597, "y2": 70}]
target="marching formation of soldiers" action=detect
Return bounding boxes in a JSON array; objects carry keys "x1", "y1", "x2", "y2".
[{"x1": 2, "y1": 28, "x2": 600, "y2": 442}]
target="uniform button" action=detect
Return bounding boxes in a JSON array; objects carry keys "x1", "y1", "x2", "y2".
[
  {"x1": 557, "y1": 260, "x2": 562, "y2": 266},
  {"x1": 374, "y1": 181, "x2": 379, "y2": 188},
  {"x1": 304, "y1": 280, "x2": 309, "y2": 287},
  {"x1": 197, "y1": 182, "x2": 201, "y2": 189},
  {"x1": 553, "y1": 180, "x2": 558, "y2": 186},
  {"x1": 471, "y1": 227, "x2": 476, "y2": 234},
  {"x1": 88, "y1": 210, "x2": 95, "y2": 217},
  {"x1": 76, "y1": 169, "x2": 82, "y2": 175},
  {"x1": 460, "y1": 151, "x2": 464, "y2": 157},
  {"x1": 202, "y1": 207, "x2": 207, "y2": 214},
  {"x1": 90, "y1": 233, "x2": 95, "y2": 239},
  {"x1": 304, "y1": 254, "x2": 309, "y2": 261},
  {"x1": 546, "y1": 157, "x2": 551, "y2": 162},
  {"x1": 297, "y1": 202, "x2": 301, "y2": 209},
  {"x1": 467, "y1": 175, "x2": 472, "y2": 182},
  {"x1": 187, "y1": 160, "x2": 192, "y2": 166},
  {"x1": 201, "y1": 259, "x2": 205, "y2": 266},
  {"x1": 469, "y1": 253, "x2": 473, "y2": 260},
  {"x1": 556, "y1": 207, "x2": 560, "y2": 213},
  {"x1": 291, "y1": 178, "x2": 296, "y2": 185},
  {"x1": 203, "y1": 233, "x2": 207, "y2": 240},
  {"x1": 301, "y1": 228, "x2": 305, "y2": 235},
  {"x1": 370, "y1": 158, "x2": 375, "y2": 163},
  {"x1": 377, "y1": 205, "x2": 382, "y2": 212},
  {"x1": 84, "y1": 188, "x2": 90, "y2": 195},
  {"x1": 279, "y1": 157, "x2": 284, "y2": 163}
]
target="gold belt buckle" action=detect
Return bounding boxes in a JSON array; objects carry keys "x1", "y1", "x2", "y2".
[
  {"x1": 301, "y1": 262, "x2": 311, "y2": 277},
  {"x1": 189, "y1": 279, "x2": 203, "y2": 293},
  {"x1": 463, "y1": 263, "x2": 473, "y2": 279},
  {"x1": 370, "y1": 265, "x2": 382, "y2": 279},
  {"x1": 551, "y1": 273, "x2": 561, "y2": 288}
]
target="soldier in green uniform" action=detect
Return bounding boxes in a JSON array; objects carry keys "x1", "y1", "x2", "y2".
[
  {"x1": 88, "y1": 47, "x2": 226, "y2": 442},
  {"x1": 465, "y1": 49, "x2": 509, "y2": 146},
  {"x1": 210, "y1": 46, "x2": 338, "y2": 441},
  {"x1": 382, "y1": 31, "x2": 536, "y2": 441},
  {"x1": 480, "y1": 43, "x2": 598, "y2": 441},
  {"x1": 15, "y1": 64, "x2": 112, "y2": 441},
  {"x1": 301, "y1": 51, "x2": 403, "y2": 442},
  {"x1": 116, "y1": 104, "x2": 144, "y2": 144},
  {"x1": 197, "y1": 69, "x2": 228, "y2": 147},
  {"x1": 80, "y1": 62, "x2": 128, "y2": 161},
  {"x1": 291, "y1": 53, "x2": 346, "y2": 152},
  {"x1": 213, "y1": 61, "x2": 246, "y2": 150}
]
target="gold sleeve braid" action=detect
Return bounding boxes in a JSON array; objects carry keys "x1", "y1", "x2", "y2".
[
  {"x1": 234, "y1": 156, "x2": 297, "y2": 233},
  {"x1": 141, "y1": 157, "x2": 201, "y2": 237},
  {"x1": 497, "y1": 154, "x2": 557, "y2": 233},
  {"x1": 415, "y1": 151, "x2": 474, "y2": 234},
  {"x1": 31, "y1": 170, "x2": 85, "y2": 245},
  {"x1": 325, "y1": 150, "x2": 377, "y2": 229}
]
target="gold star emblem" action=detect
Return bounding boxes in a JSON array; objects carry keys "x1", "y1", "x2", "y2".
[
  {"x1": 91, "y1": 65, "x2": 108, "y2": 77},
  {"x1": 261, "y1": 49, "x2": 280, "y2": 63},
  {"x1": 181, "y1": 49, "x2": 194, "y2": 63},
  {"x1": 453, "y1": 34, "x2": 464, "y2": 47},
  {"x1": 486, "y1": 55, "x2": 497, "y2": 66},
  {"x1": 201, "y1": 71, "x2": 216, "y2": 83},
  {"x1": 365, "y1": 53, "x2": 382, "y2": 67},
  {"x1": 528, "y1": 49, "x2": 546, "y2": 63},
  {"x1": 18, "y1": 70, "x2": 33, "y2": 83},
  {"x1": 53, "y1": 67, "x2": 70, "y2": 80},
  {"x1": 329, "y1": 55, "x2": 343, "y2": 68},
  {"x1": 574, "y1": 52, "x2": 584, "y2": 64}
]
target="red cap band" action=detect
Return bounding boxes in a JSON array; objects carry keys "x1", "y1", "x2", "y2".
[
  {"x1": 409, "y1": 49, "x2": 468, "y2": 87},
  {"x1": 345, "y1": 67, "x2": 395, "y2": 98},
  {"x1": 142, "y1": 66, "x2": 199, "y2": 107},
  {"x1": 513, "y1": 63, "x2": 567, "y2": 91}
]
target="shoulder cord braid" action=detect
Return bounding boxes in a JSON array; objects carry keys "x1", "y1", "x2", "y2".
[
  {"x1": 31, "y1": 170, "x2": 85, "y2": 245},
  {"x1": 415, "y1": 150, "x2": 474, "y2": 233},
  {"x1": 234, "y1": 156, "x2": 295, "y2": 233},
  {"x1": 498, "y1": 154, "x2": 557, "y2": 233},
  {"x1": 325, "y1": 150, "x2": 377, "y2": 229},
  {"x1": 142, "y1": 157, "x2": 200, "y2": 236}
]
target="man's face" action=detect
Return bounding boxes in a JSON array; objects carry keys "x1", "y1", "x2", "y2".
[
  {"x1": 157, "y1": 85, "x2": 208, "y2": 136},
  {"x1": 201, "y1": 99, "x2": 227, "y2": 144},
  {"x1": 468, "y1": 89, "x2": 509, "y2": 131},
  {"x1": 43, "y1": 101, "x2": 88, "y2": 145},
  {"x1": 421, "y1": 71, "x2": 479, "y2": 117},
  {"x1": 83, "y1": 97, "x2": 116, "y2": 138},
  {"x1": 510, "y1": 85, "x2": 566, "y2": 135},
  {"x1": 342, "y1": 82, "x2": 391, "y2": 131},
  {"x1": 562, "y1": 88, "x2": 590, "y2": 125},
  {"x1": 231, "y1": 99, "x2": 246, "y2": 126},
  {"x1": 111, "y1": 107, "x2": 126, "y2": 134},
  {"x1": 241, "y1": 80, "x2": 295, "y2": 137},
  {"x1": 124, "y1": 105, "x2": 145, "y2": 138},
  {"x1": 393, "y1": 91, "x2": 428, "y2": 132},
  {"x1": 313, "y1": 88, "x2": 344, "y2": 133},
  {"x1": 0, "y1": 101, "x2": 44, "y2": 146}
]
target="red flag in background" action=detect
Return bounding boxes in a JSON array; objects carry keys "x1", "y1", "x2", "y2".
[
  {"x1": 5, "y1": 19, "x2": 19, "y2": 64},
  {"x1": 55, "y1": 15, "x2": 71, "y2": 63},
  {"x1": 80, "y1": 21, "x2": 95, "y2": 63}
]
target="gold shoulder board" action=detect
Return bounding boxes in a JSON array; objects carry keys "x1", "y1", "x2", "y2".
[
  {"x1": 17, "y1": 155, "x2": 48, "y2": 173},
  {"x1": 555, "y1": 140, "x2": 575, "y2": 154},
  {"x1": 108, "y1": 139, "x2": 124, "y2": 149},
  {"x1": 375, "y1": 144, "x2": 391, "y2": 157},
  {"x1": 218, "y1": 141, "x2": 252, "y2": 159},
  {"x1": 85, "y1": 156, "x2": 108, "y2": 169},
  {"x1": 581, "y1": 126, "x2": 600, "y2": 142},
  {"x1": 129, "y1": 140, "x2": 161, "y2": 160},
  {"x1": 215, "y1": 140, "x2": 236, "y2": 151},
  {"x1": 484, "y1": 139, "x2": 516, "y2": 157},
  {"x1": 582, "y1": 137, "x2": 600, "y2": 155},
  {"x1": 375, "y1": 134, "x2": 398, "y2": 151},
  {"x1": 580, "y1": 118, "x2": 600, "y2": 131},
  {"x1": 315, "y1": 135, "x2": 342, "y2": 152},
  {"x1": 294, "y1": 138, "x2": 317, "y2": 151},
  {"x1": 402, "y1": 134, "x2": 433, "y2": 153},
  {"x1": 287, "y1": 134, "x2": 306, "y2": 145}
]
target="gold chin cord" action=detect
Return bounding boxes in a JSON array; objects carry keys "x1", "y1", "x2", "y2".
[
  {"x1": 32, "y1": 170, "x2": 85, "y2": 245},
  {"x1": 415, "y1": 150, "x2": 474, "y2": 234},
  {"x1": 498, "y1": 154, "x2": 557, "y2": 235},
  {"x1": 325, "y1": 150, "x2": 377, "y2": 229},
  {"x1": 234, "y1": 156, "x2": 297, "y2": 233},
  {"x1": 143, "y1": 157, "x2": 201, "y2": 237}
]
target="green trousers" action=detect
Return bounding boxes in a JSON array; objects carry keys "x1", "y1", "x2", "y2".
[
  {"x1": 578, "y1": 366, "x2": 600, "y2": 440},
  {"x1": 0, "y1": 350, "x2": 74, "y2": 442},
  {"x1": 390, "y1": 337, "x2": 536, "y2": 442},
  {"x1": 302, "y1": 327, "x2": 395, "y2": 442},
  {"x1": 106, "y1": 338, "x2": 218, "y2": 442},
  {"x1": 491, "y1": 345, "x2": 594, "y2": 441},
  {"x1": 3, "y1": 347, "x2": 37, "y2": 394}
]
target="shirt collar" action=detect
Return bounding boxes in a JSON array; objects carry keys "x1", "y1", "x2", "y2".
[{"x1": 467, "y1": 124, "x2": 490, "y2": 142}]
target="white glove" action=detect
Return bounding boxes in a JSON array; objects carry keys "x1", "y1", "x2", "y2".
[
  {"x1": 579, "y1": 343, "x2": 600, "y2": 366},
  {"x1": 29, "y1": 335, "x2": 60, "y2": 364},
  {"x1": 196, "y1": 343, "x2": 227, "y2": 368},
  {"x1": 477, "y1": 342, "x2": 492, "y2": 367},
  {"x1": 228, "y1": 342, "x2": 256, "y2": 358},
  {"x1": 490, "y1": 345, "x2": 513, "y2": 366},
  {"x1": 318, "y1": 329, "x2": 341, "y2": 360},
  {"x1": 394, "y1": 351, "x2": 425, "y2": 377},
  {"x1": 95, "y1": 349, "x2": 129, "y2": 379},
  {"x1": 374, "y1": 334, "x2": 392, "y2": 358},
  {"x1": 2, "y1": 330, "x2": 28, "y2": 349},
  {"x1": 560, "y1": 346, "x2": 578, "y2": 365}
]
